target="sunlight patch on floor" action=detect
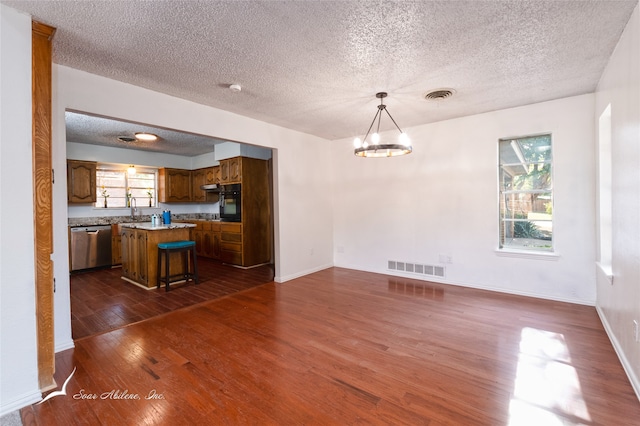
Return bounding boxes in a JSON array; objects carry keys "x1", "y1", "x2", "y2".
[{"x1": 509, "y1": 327, "x2": 591, "y2": 425}]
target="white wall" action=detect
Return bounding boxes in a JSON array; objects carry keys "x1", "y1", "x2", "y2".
[
  {"x1": 595, "y1": 4, "x2": 640, "y2": 398},
  {"x1": 332, "y1": 94, "x2": 596, "y2": 304},
  {"x1": 0, "y1": 4, "x2": 42, "y2": 415}
]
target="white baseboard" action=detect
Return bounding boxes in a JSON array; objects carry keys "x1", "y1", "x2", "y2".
[
  {"x1": 596, "y1": 305, "x2": 640, "y2": 401},
  {"x1": 0, "y1": 390, "x2": 41, "y2": 417},
  {"x1": 55, "y1": 338, "x2": 75, "y2": 353},
  {"x1": 274, "y1": 263, "x2": 333, "y2": 283}
]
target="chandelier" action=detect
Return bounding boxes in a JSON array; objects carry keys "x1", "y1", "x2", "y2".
[{"x1": 353, "y1": 92, "x2": 412, "y2": 157}]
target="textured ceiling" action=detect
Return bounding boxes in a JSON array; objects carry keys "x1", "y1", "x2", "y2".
[
  {"x1": 65, "y1": 111, "x2": 228, "y2": 156},
  {"x1": 3, "y1": 0, "x2": 637, "y2": 153}
]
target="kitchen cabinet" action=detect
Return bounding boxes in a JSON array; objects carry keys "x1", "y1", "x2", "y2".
[
  {"x1": 191, "y1": 168, "x2": 207, "y2": 202},
  {"x1": 158, "y1": 168, "x2": 192, "y2": 202},
  {"x1": 120, "y1": 225, "x2": 192, "y2": 289},
  {"x1": 207, "y1": 166, "x2": 220, "y2": 184},
  {"x1": 219, "y1": 157, "x2": 242, "y2": 184},
  {"x1": 191, "y1": 166, "x2": 219, "y2": 203},
  {"x1": 193, "y1": 221, "x2": 221, "y2": 260},
  {"x1": 67, "y1": 160, "x2": 97, "y2": 203},
  {"x1": 220, "y1": 222, "x2": 243, "y2": 265},
  {"x1": 121, "y1": 227, "x2": 148, "y2": 286},
  {"x1": 111, "y1": 224, "x2": 122, "y2": 265}
]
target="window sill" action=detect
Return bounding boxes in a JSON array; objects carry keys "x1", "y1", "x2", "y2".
[{"x1": 495, "y1": 248, "x2": 560, "y2": 261}]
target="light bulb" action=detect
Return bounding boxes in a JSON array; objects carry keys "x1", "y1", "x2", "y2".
[
  {"x1": 353, "y1": 137, "x2": 362, "y2": 148},
  {"x1": 127, "y1": 165, "x2": 136, "y2": 175},
  {"x1": 372, "y1": 133, "x2": 380, "y2": 144},
  {"x1": 399, "y1": 132, "x2": 410, "y2": 146},
  {"x1": 363, "y1": 141, "x2": 369, "y2": 148}
]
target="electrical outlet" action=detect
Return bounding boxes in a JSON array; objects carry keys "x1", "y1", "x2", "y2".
[{"x1": 633, "y1": 320, "x2": 639, "y2": 342}]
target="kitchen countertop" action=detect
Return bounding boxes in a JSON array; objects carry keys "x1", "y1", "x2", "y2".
[
  {"x1": 119, "y1": 222, "x2": 196, "y2": 231},
  {"x1": 68, "y1": 214, "x2": 220, "y2": 227}
]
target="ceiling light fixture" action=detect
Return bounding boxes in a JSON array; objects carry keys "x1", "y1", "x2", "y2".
[
  {"x1": 127, "y1": 165, "x2": 136, "y2": 175},
  {"x1": 117, "y1": 136, "x2": 136, "y2": 143},
  {"x1": 229, "y1": 84, "x2": 242, "y2": 92},
  {"x1": 134, "y1": 132, "x2": 158, "y2": 141},
  {"x1": 353, "y1": 92, "x2": 412, "y2": 158}
]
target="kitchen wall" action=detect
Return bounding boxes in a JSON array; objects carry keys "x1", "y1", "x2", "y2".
[
  {"x1": 595, "y1": 4, "x2": 640, "y2": 397},
  {"x1": 0, "y1": 4, "x2": 41, "y2": 414},
  {"x1": 331, "y1": 93, "x2": 597, "y2": 305}
]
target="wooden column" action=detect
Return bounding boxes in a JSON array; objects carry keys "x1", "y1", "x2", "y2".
[{"x1": 32, "y1": 20, "x2": 56, "y2": 391}]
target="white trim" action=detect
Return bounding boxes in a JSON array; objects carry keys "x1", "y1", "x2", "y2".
[
  {"x1": 596, "y1": 305, "x2": 640, "y2": 401},
  {"x1": 0, "y1": 390, "x2": 42, "y2": 417},
  {"x1": 495, "y1": 248, "x2": 560, "y2": 260},
  {"x1": 331, "y1": 264, "x2": 594, "y2": 305},
  {"x1": 55, "y1": 338, "x2": 75, "y2": 353},
  {"x1": 274, "y1": 263, "x2": 333, "y2": 283},
  {"x1": 596, "y1": 262, "x2": 613, "y2": 285}
]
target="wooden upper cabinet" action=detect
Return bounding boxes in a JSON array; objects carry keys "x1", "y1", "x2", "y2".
[
  {"x1": 192, "y1": 168, "x2": 207, "y2": 202},
  {"x1": 158, "y1": 168, "x2": 192, "y2": 202},
  {"x1": 220, "y1": 157, "x2": 242, "y2": 184},
  {"x1": 206, "y1": 166, "x2": 219, "y2": 184},
  {"x1": 67, "y1": 160, "x2": 97, "y2": 203}
]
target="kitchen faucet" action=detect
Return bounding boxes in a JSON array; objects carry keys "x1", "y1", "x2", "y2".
[{"x1": 130, "y1": 197, "x2": 138, "y2": 221}]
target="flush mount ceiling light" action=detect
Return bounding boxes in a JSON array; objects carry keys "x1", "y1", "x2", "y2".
[
  {"x1": 134, "y1": 132, "x2": 158, "y2": 141},
  {"x1": 117, "y1": 136, "x2": 136, "y2": 143},
  {"x1": 229, "y1": 84, "x2": 242, "y2": 92},
  {"x1": 353, "y1": 92, "x2": 412, "y2": 158}
]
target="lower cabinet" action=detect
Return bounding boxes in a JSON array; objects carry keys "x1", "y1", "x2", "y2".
[
  {"x1": 111, "y1": 224, "x2": 122, "y2": 265},
  {"x1": 220, "y1": 222, "x2": 243, "y2": 265},
  {"x1": 120, "y1": 226, "x2": 191, "y2": 289},
  {"x1": 121, "y1": 227, "x2": 148, "y2": 287},
  {"x1": 193, "y1": 221, "x2": 221, "y2": 260}
]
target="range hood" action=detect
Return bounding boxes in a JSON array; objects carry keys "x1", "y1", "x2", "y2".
[{"x1": 200, "y1": 184, "x2": 220, "y2": 192}]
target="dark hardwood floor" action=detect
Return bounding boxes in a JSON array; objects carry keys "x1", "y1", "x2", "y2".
[
  {"x1": 23, "y1": 268, "x2": 639, "y2": 425},
  {"x1": 70, "y1": 258, "x2": 275, "y2": 339}
]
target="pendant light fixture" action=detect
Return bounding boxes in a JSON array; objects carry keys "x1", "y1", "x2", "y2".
[{"x1": 353, "y1": 92, "x2": 412, "y2": 157}]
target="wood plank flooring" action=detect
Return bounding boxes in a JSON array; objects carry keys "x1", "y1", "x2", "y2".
[
  {"x1": 23, "y1": 268, "x2": 639, "y2": 425},
  {"x1": 70, "y1": 258, "x2": 274, "y2": 339}
]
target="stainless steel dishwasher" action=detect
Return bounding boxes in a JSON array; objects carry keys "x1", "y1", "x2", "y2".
[{"x1": 70, "y1": 225, "x2": 112, "y2": 271}]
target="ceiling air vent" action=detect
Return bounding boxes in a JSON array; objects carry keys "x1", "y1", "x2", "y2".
[{"x1": 424, "y1": 89, "x2": 454, "y2": 101}]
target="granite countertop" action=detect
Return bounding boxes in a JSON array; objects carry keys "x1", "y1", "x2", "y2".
[
  {"x1": 119, "y1": 222, "x2": 196, "y2": 231},
  {"x1": 68, "y1": 214, "x2": 219, "y2": 227}
]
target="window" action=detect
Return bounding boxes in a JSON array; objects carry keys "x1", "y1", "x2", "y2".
[
  {"x1": 499, "y1": 134, "x2": 553, "y2": 251},
  {"x1": 96, "y1": 165, "x2": 157, "y2": 208}
]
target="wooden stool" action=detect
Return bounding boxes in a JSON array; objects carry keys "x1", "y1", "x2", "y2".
[{"x1": 156, "y1": 240, "x2": 198, "y2": 291}]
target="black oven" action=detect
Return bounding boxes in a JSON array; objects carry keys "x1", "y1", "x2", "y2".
[{"x1": 220, "y1": 184, "x2": 241, "y2": 222}]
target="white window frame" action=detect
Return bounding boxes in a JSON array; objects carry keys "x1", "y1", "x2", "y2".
[
  {"x1": 96, "y1": 164, "x2": 157, "y2": 209},
  {"x1": 498, "y1": 134, "x2": 554, "y2": 255}
]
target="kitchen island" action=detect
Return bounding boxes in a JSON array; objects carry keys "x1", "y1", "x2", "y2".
[{"x1": 120, "y1": 222, "x2": 196, "y2": 289}]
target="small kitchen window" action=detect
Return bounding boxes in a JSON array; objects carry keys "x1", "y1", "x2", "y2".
[
  {"x1": 96, "y1": 165, "x2": 157, "y2": 208},
  {"x1": 499, "y1": 134, "x2": 553, "y2": 252}
]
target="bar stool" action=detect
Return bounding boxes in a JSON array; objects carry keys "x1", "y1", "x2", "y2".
[{"x1": 156, "y1": 240, "x2": 198, "y2": 291}]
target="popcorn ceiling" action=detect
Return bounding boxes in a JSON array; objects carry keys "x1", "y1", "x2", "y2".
[{"x1": 5, "y1": 1, "x2": 637, "y2": 141}]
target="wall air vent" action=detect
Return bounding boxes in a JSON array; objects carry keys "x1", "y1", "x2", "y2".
[{"x1": 388, "y1": 260, "x2": 445, "y2": 278}]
